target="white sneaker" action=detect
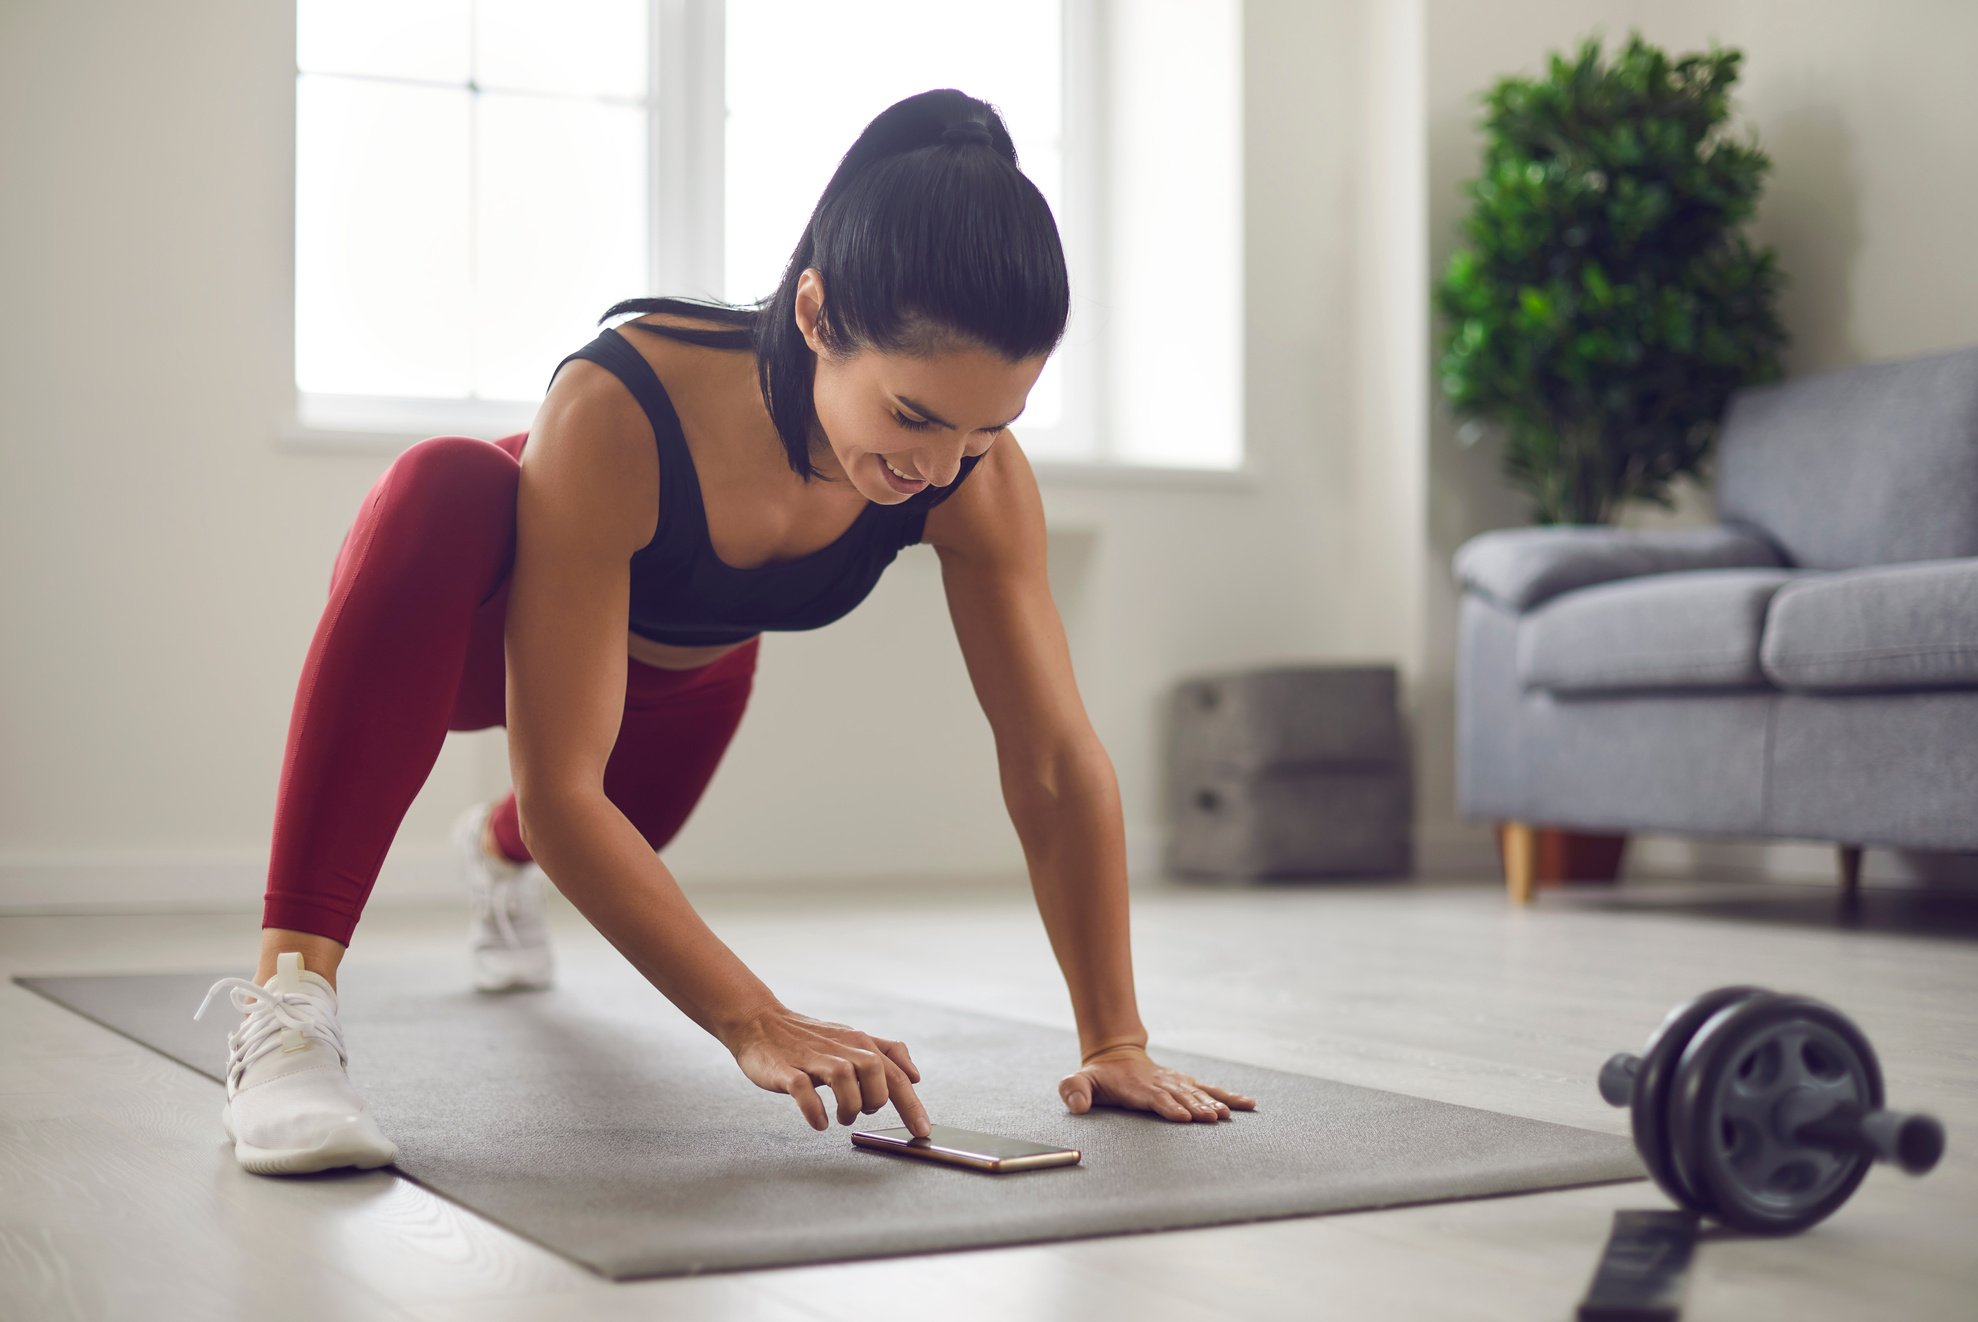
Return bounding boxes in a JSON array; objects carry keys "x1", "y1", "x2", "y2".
[
  {"x1": 192, "y1": 950, "x2": 398, "y2": 1175},
  {"x1": 451, "y1": 800, "x2": 555, "y2": 992}
]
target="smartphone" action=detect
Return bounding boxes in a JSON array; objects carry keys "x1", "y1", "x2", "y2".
[{"x1": 851, "y1": 1123, "x2": 1082, "y2": 1172}]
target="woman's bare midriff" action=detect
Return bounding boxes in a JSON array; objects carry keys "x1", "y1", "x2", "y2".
[{"x1": 625, "y1": 632, "x2": 754, "y2": 671}]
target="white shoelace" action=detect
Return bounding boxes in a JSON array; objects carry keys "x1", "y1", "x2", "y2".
[
  {"x1": 473, "y1": 872, "x2": 534, "y2": 951},
  {"x1": 193, "y1": 976, "x2": 349, "y2": 1093},
  {"x1": 465, "y1": 806, "x2": 540, "y2": 953}
]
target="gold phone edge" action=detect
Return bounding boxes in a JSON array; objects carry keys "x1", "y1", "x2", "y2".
[
  {"x1": 850, "y1": 1134, "x2": 1081, "y2": 1171},
  {"x1": 996, "y1": 1151, "x2": 1082, "y2": 1171}
]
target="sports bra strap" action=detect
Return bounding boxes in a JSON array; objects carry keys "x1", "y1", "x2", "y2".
[{"x1": 545, "y1": 327, "x2": 687, "y2": 457}]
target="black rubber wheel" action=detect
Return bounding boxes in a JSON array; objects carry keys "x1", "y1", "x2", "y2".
[
  {"x1": 1630, "y1": 986, "x2": 1773, "y2": 1215},
  {"x1": 1669, "y1": 993, "x2": 1882, "y2": 1235}
]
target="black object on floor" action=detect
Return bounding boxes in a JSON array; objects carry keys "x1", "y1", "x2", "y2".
[{"x1": 1577, "y1": 1209, "x2": 1700, "y2": 1322}]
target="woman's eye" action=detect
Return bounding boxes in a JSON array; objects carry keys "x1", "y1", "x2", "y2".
[{"x1": 893, "y1": 412, "x2": 1008, "y2": 437}]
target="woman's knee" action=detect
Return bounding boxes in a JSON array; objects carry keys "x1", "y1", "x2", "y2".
[
  {"x1": 385, "y1": 436, "x2": 519, "y2": 519},
  {"x1": 366, "y1": 436, "x2": 520, "y2": 564}
]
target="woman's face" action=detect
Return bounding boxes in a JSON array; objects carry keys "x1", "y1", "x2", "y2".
[{"x1": 797, "y1": 273, "x2": 1047, "y2": 503}]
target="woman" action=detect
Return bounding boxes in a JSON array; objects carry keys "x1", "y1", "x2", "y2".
[{"x1": 193, "y1": 89, "x2": 1257, "y2": 1176}]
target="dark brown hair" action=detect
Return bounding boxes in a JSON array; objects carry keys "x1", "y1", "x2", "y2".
[{"x1": 598, "y1": 88, "x2": 1071, "y2": 481}]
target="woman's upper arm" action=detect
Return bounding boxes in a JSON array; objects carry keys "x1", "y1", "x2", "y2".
[{"x1": 502, "y1": 360, "x2": 659, "y2": 828}]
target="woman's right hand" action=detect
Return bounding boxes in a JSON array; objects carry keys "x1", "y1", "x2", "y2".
[{"x1": 721, "y1": 1002, "x2": 932, "y2": 1138}]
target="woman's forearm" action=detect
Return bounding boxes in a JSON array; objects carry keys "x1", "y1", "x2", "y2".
[
  {"x1": 523, "y1": 794, "x2": 781, "y2": 1046},
  {"x1": 1005, "y1": 749, "x2": 1148, "y2": 1058}
]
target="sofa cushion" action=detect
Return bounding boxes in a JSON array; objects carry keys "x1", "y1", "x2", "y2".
[
  {"x1": 1759, "y1": 558, "x2": 1978, "y2": 693},
  {"x1": 1454, "y1": 524, "x2": 1786, "y2": 613},
  {"x1": 1518, "y1": 568, "x2": 1804, "y2": 694},
  {"x1": 1716, "y1": 344, "x2": 1978, "y2": 570}
]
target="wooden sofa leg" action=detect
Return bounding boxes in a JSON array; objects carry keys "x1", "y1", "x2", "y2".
[
  {"x1": 1838, "y1": 844, "x2": 1863, "y2": 907},
  {"x1": 1502, "y1": 821, "x2": 1537, "y2": 905}
]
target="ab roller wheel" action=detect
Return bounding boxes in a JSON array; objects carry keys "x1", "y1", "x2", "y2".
[
  {"x1": 1599, "y1": 986, "x2": 1945, "y2": 1235},
  {"x1": 1600, "y1": 984, "x2": 1770, "y2": 1219}
]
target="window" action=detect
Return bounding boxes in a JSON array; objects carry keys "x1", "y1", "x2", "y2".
[
  {"x1": 293, "y1": 0, "x2": 652, "y2": 436},
  {"x1": 289, "y1": 1, "x2": 1240, "y2": 474}
]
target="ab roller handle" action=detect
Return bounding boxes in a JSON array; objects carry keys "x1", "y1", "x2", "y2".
[
  {"x1": 1602, "y1": 1052, "x2": 1944, "y2": 1175},
  {"x1": 1598, "y1": 1052, "x2": 1641, "y2": 1107},
  {"x1": 1793, "y1": 1102, "x2": 1946, "y2": 1175}
]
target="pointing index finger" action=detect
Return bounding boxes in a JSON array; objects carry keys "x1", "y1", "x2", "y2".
[{"x1": 885, "y1": 1057, "x2": 932, "y2": 1138}]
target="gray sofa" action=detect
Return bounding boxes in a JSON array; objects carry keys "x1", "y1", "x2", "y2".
[{"x1": 1452, "y1": 344, "x2": 1978, "y2": 902}]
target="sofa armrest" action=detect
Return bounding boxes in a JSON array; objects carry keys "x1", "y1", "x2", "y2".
[{"x1": 1453, "y1": 524, "x2": 1787, "y2": 613}]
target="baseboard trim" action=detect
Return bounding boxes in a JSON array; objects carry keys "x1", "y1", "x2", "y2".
[
  {"x1": 7, "y1": 824, "x2": 1967, "y2": 918},
  {"x1": 0, "y1": 836, "x2": 1158, "y2": 918}
]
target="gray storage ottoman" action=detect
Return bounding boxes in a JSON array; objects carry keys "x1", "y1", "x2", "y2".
[{"x1": 1164, "y1": 665, "x2": 1412, "y2": 879}]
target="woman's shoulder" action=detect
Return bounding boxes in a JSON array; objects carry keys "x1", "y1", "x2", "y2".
[
  {"x1": 614, "y1": 312, "x2": 758, "y2": 400},
  {"x1": 612, "y1": 312, "x2": 762, "y2": 418}
]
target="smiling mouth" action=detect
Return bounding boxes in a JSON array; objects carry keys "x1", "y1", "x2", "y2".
[{"x1": 877, "y1": 455, "x2": 928, "y2": 491}]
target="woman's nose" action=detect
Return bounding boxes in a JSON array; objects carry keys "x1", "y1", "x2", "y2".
[{"x1": 928, "y1": 440, "x2": 972, "y2": 485}]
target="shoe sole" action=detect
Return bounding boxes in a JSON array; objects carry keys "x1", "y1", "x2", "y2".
[
  {"x1": 473, "y1": 932, "x2": 555, "y2": 992},
  {"x1": 222, "y1": 1100, "x2": 398, "y2": 1175},
  {"x1": 474, "y1": 969, "x2": 554, "y2": 993},
  {"x1": 221, "y1": 1100, "x2": 397, "y2": 1171}
]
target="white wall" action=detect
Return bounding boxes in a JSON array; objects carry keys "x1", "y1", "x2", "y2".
[{"x1": 4, "y1": 0, "x2": 1973, "y2": 919}]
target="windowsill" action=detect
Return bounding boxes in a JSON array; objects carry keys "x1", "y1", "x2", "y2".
[
  {"x1": 278, "y1": 408, "x2": 538, "y2": 451},
  {"x1": 1030, "y1": 459, "x2": 1260, "y2": 490},
  {"x1": 276, "y1": 415, "x2": 1264, "y2": 492}
]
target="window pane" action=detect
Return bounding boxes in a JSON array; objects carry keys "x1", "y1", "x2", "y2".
[
  {"x1": 475, "y1": 0, "x2": 646, "y2": 99},
  {"x1": 726, "y1": 0, "x2": 1064, "y2": 428},
  {"x1": 474, "y1": 94, "x2": 649, "y2": 400},
  {"x1": 296, "y1": 76, "x2": 473, "y2": 397},
  {"x1": 297, "y1": 0, "x2": 470, "y2": 83},
  {"x1": 1106, "y1": 0, "x2": 1240, "y2": 467}
]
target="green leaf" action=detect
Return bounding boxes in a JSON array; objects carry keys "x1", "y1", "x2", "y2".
[
  {"x1": 1435, "y1": 29, "x2": 1782, "y2": 525},
  {"x1": 1582, "y1": 263, "x2": 1614, "y2": 306}
]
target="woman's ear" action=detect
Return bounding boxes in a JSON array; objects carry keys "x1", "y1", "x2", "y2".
[{"x1": 794, "y1": 268, "x2": 828, "y2": 354}]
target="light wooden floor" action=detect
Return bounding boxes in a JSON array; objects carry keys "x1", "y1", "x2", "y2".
[{"x1": 3, "y1": 871, "x2": 1973, "y2": 1321}]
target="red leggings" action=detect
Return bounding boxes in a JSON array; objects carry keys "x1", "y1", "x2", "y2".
[{"x1": 263, "y1": 432, "x2": 758, "y2": 948}]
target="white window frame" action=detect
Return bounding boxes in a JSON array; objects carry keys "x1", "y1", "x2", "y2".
[{"x1": 277, "y1": 0, "x2": 1254, "y2": 490}]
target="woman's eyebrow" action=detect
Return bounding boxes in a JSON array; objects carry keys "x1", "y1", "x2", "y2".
[{"x1": 894, "y1": 394, "x2": 1025, "y2": 431}]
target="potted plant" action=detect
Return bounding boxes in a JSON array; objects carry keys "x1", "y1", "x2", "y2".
[
  {"x1": 1434, "y1": 31, "x2": 1791, "y2": 884},
  {"x1": 1435, "y1": 31, "x2": 1789, "y2": 526}
]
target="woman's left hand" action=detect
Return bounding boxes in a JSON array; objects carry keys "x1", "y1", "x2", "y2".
[{"x1": 1058, "y1": 1045, "x2": 1258, "y2": 1122}]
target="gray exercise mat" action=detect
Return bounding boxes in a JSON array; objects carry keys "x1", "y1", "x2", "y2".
[{"x1": 16, "y1": 958, "x2": 1644, "y2": 1280}]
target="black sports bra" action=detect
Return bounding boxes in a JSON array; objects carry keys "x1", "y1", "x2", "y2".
[{"x1": 544, "y1": 325, "x2": 983, "y2": 647}]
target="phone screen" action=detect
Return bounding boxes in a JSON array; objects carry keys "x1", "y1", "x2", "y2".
[{"x1": 851, "y1": 1123, "x2": 1081, "y2": 1172}]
